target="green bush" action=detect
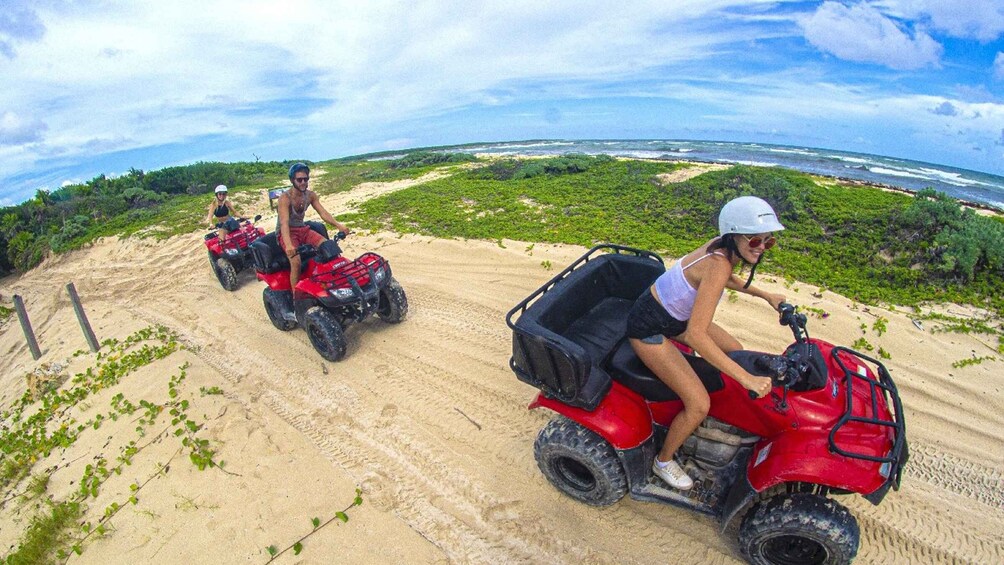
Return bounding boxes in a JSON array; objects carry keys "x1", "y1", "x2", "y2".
[
  {"x1": 468, "y1": 154, "x2": 615, "y2": 181},
  {"x1": 49, "y1": 216, "x2": 91, "y2": 252},
  {"x1": 6, "y1": 231, "x2": 48, "y2": 271},
  {"x1": 888, "y1": 188, "x2": 1004, "y2": 283},
  {"x1": 388, "y1": 151, "x2": 476, "y2": 169},
  {"x1": 344, "y1": 159, "x2": 1004, "y2": 314}
]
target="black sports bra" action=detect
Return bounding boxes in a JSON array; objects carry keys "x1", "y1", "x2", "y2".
[{"x1": 214, "y1": 203, "x2": 230, "y2": 218}]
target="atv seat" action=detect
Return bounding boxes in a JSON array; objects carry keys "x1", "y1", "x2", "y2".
[
  {"x1": 251, "y1": 233, "x2": 290, "y2": 274},
  {"x1": 510, "y1": 248, "x2": 664, "y2": 410},
  {"x1": 251, "y1": 222, "x2": 330, "y2": 274},
  {"x1": 608, "y1": 339, "x2": 724, "y2": 401}
]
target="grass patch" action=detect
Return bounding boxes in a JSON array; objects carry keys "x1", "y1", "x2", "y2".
[
  {"x1": 343, "y1": 157, "x2": 1004, "y2": 317},
  {"x1": 0, "y1": 326, "x2": 231, "y2": 563},
  {"x1": 2, "y1": 500, "x2": 83, "y2": 565}
]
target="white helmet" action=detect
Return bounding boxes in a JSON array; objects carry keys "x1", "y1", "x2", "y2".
[
  {"x1": 718, "y1": 196, "x2": 785, "y2": 236},
  {"x1": 215, "y1": 184, "x2": 228, "y2": 194}
]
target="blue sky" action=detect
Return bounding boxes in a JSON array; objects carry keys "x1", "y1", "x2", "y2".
[{"x1": 1, "y1": 0, "x2": 1003, "y2": 206}]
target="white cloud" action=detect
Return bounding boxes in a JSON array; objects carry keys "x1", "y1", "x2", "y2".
[
  {"x1": 0, "y1": 111, "x2": 47, "y2": 145},
  {"x1": 932, "y1": 101, "x2": 958, "y2": 116},
  {"x1": 0, "y1": 1, "x2": 790, "y2": 177},
  {"x1": 1, "y1": 0, "x2": 1002, "y2": 202},
  {"x1": 799, "y1": 2, "x2": 942, "y2": 70},
  {"x1": 875, "y1": 0, "x2": 1004, "y2": 42}
]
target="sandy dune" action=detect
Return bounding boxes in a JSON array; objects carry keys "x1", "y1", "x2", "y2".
[{"x1": 1, "y1": 176, "x2": 1002, "y2": 564}]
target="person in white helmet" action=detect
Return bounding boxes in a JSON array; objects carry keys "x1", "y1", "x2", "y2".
[
  {"x1": 206, "y1": 185, "x2": 240, "y2": 238},
  {"x1": 626, "y1": 195, "x2": 787, "y2": 491}
]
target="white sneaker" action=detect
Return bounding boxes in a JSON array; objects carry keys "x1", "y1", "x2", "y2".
[{"x1": 652, "y1": 458, "x2": 694, "y2": 490}]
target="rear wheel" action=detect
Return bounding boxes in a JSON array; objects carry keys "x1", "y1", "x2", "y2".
[
  {"x1": 263, "y1": 289, "x2": 296, "y2": 331},
  {"x1": 738, "y1": 493, "x2": 859, "y2": 565},
  {"x1": 534, "y1": 417, "x2": 627, "y2": 507},
  {"x1": 304, "y1": 307, "x2": 347, "y2": 362},
  {"x1": 376, "y1": 278, "x2": 408, "y2": 323},
  {"x1": 214, "y1": 257, "x2": 238, "y2": 291}
]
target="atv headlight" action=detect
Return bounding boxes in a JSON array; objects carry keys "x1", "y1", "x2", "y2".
[
  {"x1": 372, "y1": 266, "x2": 386, "y2": 283},
  {"x1": 224, "y1": 248, "x2": 240, "y2": 256},
  {"x1": 330, "y1": 288, "x2": 355, "y2": 300}
]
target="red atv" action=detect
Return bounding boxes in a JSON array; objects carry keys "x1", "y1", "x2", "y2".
[
  {"x1": 204, "y1": 215, "x2": 265, "y2": 291},
  {"x1": 506, "y1": 245, "x2": 907, "y2": 565},
  {"x1": 250, "y1": 222, "x2": 408, "y2": 361}
]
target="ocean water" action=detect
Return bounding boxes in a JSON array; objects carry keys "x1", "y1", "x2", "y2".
[{"x1": 442, "y1": 140, "x2": 1004, "y2": 211}]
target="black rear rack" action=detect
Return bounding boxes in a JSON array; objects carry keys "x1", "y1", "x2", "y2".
[
  {"x1": 505, "y1": 244, "x2": 662, "y2": 329},
  {"x1": 215, "y1": 219, "x2": 258, "y2": 250},
  {"x1": 828, "y1": 346, "x2": 906, "y2": 496},
  {"x1": 505, "y1": 244, "x2": 663, "y2": 409}
]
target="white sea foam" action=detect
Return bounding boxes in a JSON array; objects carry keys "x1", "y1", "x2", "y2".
[
  {"x1": 914, "y1": 167, "x2": 993, "y2": 188},
  {"x1": 768, "y1": 148, "x2": 817, "y2": 156},
  {"x1": 838, "y1": 156, "x2": 871, "y2": 165},
  {"x1": 867, "y1": 166, "x2": 926, "y2": 179}
]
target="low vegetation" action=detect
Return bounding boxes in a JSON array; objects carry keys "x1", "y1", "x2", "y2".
[
  {"x1": 3, "y1": 150, "x2": 1002, "y2": 317},
  {"x1": 0, "y1": 327, "x2": 227, "y2": 563},
  {"x1": 344, "y1": 155, "x2": 1004, "y2": 316},
  {"x1": 0, "y1": 151, "x2": 481, "y2": 273}
]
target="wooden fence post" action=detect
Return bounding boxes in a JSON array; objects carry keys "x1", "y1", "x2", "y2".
[
  {"x1": 13, "y1": 294, "x2": 42, "y2": 360},
  {"x1": 66, "y1": 282, "x2": 100, "y2": 353}
]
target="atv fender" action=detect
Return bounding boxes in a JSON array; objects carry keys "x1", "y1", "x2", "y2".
[
  {"x1": 746, "y1": 429, "x2": 889, "y2": 497},
  {"x1": 530, "y1": 381, "x2": 652, "y2": 450}
]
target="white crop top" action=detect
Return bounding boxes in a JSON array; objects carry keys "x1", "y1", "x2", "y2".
[{"x1": 653, "y1": 251, "x2": 726, "y2": 320}]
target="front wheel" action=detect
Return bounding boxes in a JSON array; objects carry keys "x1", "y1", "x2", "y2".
[
  {"x1": 304, "y1": 307, "x2": 348, "y2": 362},
  {"x1": 376, "y1": 278, "x2": 408, "y2": 323},
  {"x1": 214, "y1": 257, "x2": 238, "y2": 291},
  {"x1": 263, "y1": 289, "x2": 296, "y2": 331},
  {"x1": 738, "y1": 493, "x2": 860, "y2": 565},
  {"x1": 533, "y1": 417, "x2": 627, "y2": 507}
]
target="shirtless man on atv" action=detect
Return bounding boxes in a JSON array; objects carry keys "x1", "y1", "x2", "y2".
[{"x1": 277, "y1": 163, "x2": 351, "y2": 289}]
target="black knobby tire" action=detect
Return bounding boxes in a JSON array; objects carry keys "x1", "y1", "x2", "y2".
[
  {"x1": 304, "y1": 307, "x2": 348, "y2": 362},
  {"x1": 214, "y1": 256, "x2": 239, "y2": 291},
  {"x1": 376, "y1": 278, "x2": 408, "y2": 323},
  {"x1": 738, "y1": 493, "x2": 860, "y2": 565},
  {"x1": 207, "y1": 250, "x2": 219, "y2": 277},
  {"x1": 533, "y1": 417, "x2": 627, "y2": 507},
  {"x1": 263, "y1": 289, "x2": 296, "y2": 331}
]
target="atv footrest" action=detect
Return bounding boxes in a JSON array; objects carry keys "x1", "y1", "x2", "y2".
[{"x1": 630, "y1": 480, "x2": 717, "y2": 516}]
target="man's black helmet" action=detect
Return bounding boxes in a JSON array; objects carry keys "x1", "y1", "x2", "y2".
[{"x1": 288, "y1": 162, "x2": 310, "y2": 181}]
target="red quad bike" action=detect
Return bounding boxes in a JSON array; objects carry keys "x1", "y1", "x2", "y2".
[
  {"x1": 204, "y1": 215, "x2": 265, "y2": 291},
  {"x1": 250, "y1": 222, "x2": 408, "y2": 361},
  {"x1": 506, "y1": 245, "x2": 907, "y2": 565}
]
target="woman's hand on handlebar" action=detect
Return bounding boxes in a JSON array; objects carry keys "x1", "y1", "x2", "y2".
[
  {"x1": 765, "y1": 292, "x2": 787, "y2": 312},
  {"x1": 744, "y1": 374, "x2": 773, "y2": 399}
]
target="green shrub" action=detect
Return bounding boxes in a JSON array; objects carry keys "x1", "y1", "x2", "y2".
[{"x1": 388, "y1": 151, "x2": 476, "y2": 169}]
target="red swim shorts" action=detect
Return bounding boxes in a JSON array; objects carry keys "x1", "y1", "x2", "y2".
[{"x1": 279, "y1": 225, "x2": 326, "y2": 251}]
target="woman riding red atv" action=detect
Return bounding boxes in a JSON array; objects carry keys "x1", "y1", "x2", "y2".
[
  {"x1": 629, "y1": 196, "x2": 786, "y2": 490},
  {"x1": 506, "y1": 197, "x2": 907, "y2": 564},
  {"x1": 206, "y1": 184, "x2": 240, "y2": 238}
]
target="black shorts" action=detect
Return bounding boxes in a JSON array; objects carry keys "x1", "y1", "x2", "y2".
[{"x1": 626, "y1": 288, "x2": 688, "y2": 340}]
